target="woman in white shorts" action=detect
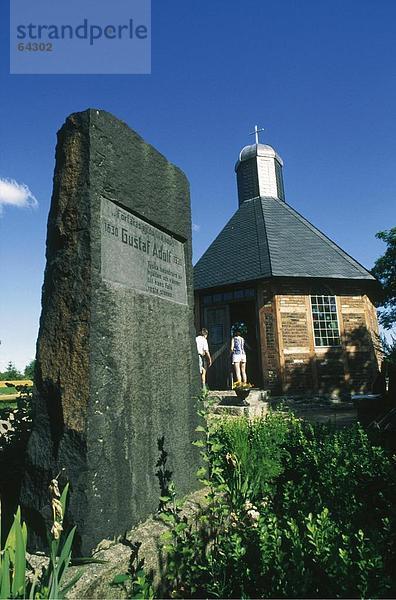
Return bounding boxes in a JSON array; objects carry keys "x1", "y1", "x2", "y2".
[{"x1": 230, "y1": 329, "x2": 247, "y2": 384}]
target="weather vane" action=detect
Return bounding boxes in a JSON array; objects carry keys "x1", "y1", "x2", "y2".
[{"x1": 250, "y1": 125, "x2": 264, "y2": 144}]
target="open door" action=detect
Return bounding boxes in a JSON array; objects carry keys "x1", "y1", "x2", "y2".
[
  {"x1": 229, "y1": 300, "x2": 262, "y2": 388},
  {"x1": 204, "y1": 305, "x2": 231, "y2": 390}
]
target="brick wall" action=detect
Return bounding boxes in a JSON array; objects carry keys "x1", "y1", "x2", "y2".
[
  {"x1": 257, "y1": 280, "x2": 380, "y2": 396},
  {"x1": 258, "y1": 283, "x2": 281, "y2": 392},
  {"x1": 197, "y1": 279, "x2": 380, "y2": 396},
  {"x1": 339, "y1": 295, "x2": 379, "y2": 393},
  {"x1": 277, "y1": 294, "x2": 314, "y2": 393}
]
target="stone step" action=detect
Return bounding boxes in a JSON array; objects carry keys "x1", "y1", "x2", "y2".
[
  {"x1": 208, "y1": 388, "x2": 270, "y2": 402},
  {"x1": 207, "y1": 389, "x2": 271, "y2": 418},
  {"x1": 210, "y1": 402, "x2": 270, "y2": 419}
]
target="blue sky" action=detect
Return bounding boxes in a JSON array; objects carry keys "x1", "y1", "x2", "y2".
[{"x1": 0, "y1": 0, "x2": 395, "y2": 370}]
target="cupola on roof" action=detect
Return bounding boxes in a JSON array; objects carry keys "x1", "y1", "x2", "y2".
[
  {"x1": 235, "y1": 126, "x2": 285, "y2": 205},
  {"x1": 235, "y1": 143, "x2": 283, "y2": 170}
]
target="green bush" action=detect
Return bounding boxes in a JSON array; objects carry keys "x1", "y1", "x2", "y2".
[
  {"x1": 0, "y1": 390, "x2": 33, "y2": 535},
  {"x1": 159, "y1": 407, "x2": 396, "y2": 599}
]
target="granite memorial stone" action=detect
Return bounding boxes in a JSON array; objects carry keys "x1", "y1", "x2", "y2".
[{"x1": 21, "y1": 109, "x2": 200, "y2": 554}]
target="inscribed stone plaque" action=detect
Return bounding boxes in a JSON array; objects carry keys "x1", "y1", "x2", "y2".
[{"x1": 101, "y1": 198, "x2": 188, "y2": 305}]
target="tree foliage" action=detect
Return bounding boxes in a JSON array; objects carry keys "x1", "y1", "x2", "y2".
[
  {"x1": 372, "y1": 227, "x2": 396, "y2": 329},
  {"x1": 0, "y1": 360, "x2": 35, "y2": 381},
  {"x1": 23, "y1": 359, "x2": 35, "y2": 380},
  {"x1": 0, "y1": 362, "x2": 22, "y2": 381}
]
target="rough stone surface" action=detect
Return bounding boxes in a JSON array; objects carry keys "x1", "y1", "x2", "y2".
[
  {"x1": 62, "y1": 488, "x2": 208, "y2": 599},
  {"x1": 21, "y1": 109, "x2": 201, "y2": 554}
]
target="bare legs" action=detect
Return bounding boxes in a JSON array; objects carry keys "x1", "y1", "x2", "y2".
[
  {"x1": 201, "y1": 367, "x2": 207, "y2": 388},
  {"x1": 233, "y1": 361, "x2": 247, "y2": 383},
  {"x1": 234, "y1": 362, "x2": 241, "y2": 383},
  {"x1": 240, "y1": 361, "x2": 247, "y2": 383}
]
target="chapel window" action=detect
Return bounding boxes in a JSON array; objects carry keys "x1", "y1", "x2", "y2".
[{"x1": 310, "y1": 294, "x2": 340, "y2": 347}]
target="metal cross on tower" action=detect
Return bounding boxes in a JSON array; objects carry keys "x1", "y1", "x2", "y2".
[{"x1": 250, "y1": 125, "x2": 264, "y2": 144}]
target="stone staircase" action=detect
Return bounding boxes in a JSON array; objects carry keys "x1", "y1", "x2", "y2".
[{"x1": 208, "y1": 389, "x2": 271, "y2": 418}]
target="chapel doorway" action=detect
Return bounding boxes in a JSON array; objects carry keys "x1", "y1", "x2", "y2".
[
  {"x1": 204, "y1": 305, "x2": 231, "y2": 390},
  {"x1": 203, "y1": 298, "x2": 261, "y2": 390},
  {"x1": 229, "y1": 300, "x2": 261, "y2": 388}
]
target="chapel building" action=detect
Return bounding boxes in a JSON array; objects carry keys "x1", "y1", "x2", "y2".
[{"x1": 193, "y1": 132, "x2": 380, "y2": 396}]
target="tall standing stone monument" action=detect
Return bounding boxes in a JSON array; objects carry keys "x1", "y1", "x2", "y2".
[{"x1": 22, "y1": 109, "x2": 200, "y2": 553}]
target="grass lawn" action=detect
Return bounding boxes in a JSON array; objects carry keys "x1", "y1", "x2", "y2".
[{"x1": 0, "y1": 387, "x2": 17, "y2": 395}]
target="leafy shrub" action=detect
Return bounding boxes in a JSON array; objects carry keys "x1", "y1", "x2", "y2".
[
  {"x1": 275, "y1": 422, "x2": 395, "y2": 535},
  {"x1": 0, "y1": 388, "x2": 33, "y2": 537},
  {"x1": 159, "y1": 405, "x2": 396, "y2": 599},
  {"x1": 0, "y1": 390, "x2": 32, "y2": 451}
]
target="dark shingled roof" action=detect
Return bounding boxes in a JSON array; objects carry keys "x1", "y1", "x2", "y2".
[{"x1": 194, "y1": 196, "x2": 375, "y2": 290}]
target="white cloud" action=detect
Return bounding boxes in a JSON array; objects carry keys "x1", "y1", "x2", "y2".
[
  {"x1": 192, "y1": 223, "x2": 200, "y2": 232},
  {"x1": 0, "y1": 178, "x2": 38, "y2": 214}
]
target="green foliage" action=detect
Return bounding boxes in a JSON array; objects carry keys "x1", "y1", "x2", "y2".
[
  {"x1": 111, "y1": 539, "x2": 155, "y2": 599},
  {"x1": 381, "y1": 334, "x2": 396, "y2": 365},
  {"x1": 0, "y1": 363, "x2": 22, "y2": 382},
  {"x1": 23, "y1": 361, "x2": 35, "y2": 381},
  {"x1": 0, "y1": 359, "x2": 35, "y2": 381},
  {"x1": 158, "y1": 408, "x2": 396, "y2": 599},
  {"x1": 0, "y1": 401, "x2": 17, "y2": 410},
  {"x1": 0, "y1": 482, "x2": 80, "y2": 599},
  {"x1": 0, "y1": 504, "x2": 27, "y2": 598},
  {"x1": 0, "y1": 389, "x2": 33, "y2": 536},
  {"x1": 0, "y1": 388, "x2": 32, "y2": 464},
  {"x1": 41, "y1": 483, "x2": 79, "y2": 599},
  {"x1": 214, "y1": 411, "x2": 292, "y2": 505},
  {"x1": 275, "y1": 421, "x2": 395, "y2": 531},
  {"x1": 0, "y1": 387, "x2": 16, "y2": 396},
  {"x1": 372, "y1": 227, "x2": 396, "y2": 329}
]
